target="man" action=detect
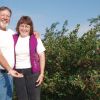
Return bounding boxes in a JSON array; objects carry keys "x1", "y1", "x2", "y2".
[{"x1": 0, "y1": 6, "x2": 23, "y2": 100}]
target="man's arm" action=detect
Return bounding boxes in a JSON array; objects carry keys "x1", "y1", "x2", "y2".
[
  {"x1": 0, "y1": 50, "x2": 23, "y2": 77},
  {"x1": 0, "y1": 50, "x2": 12, "y2": 71}
]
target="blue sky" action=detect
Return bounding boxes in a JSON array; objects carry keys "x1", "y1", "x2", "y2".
[{"x1": 0, "y1": 0, "x2": 100, "y2": 37}]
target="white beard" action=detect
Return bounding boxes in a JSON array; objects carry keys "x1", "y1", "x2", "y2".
[{"x1": 0, "y1": 21, "x2": 9, "y2": 29}]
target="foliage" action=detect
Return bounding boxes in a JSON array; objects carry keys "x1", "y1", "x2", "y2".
[{"x1": 41, "y1": 19, "x2": 100, "y2": 100}]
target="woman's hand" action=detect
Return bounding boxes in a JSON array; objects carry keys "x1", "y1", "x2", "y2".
[{"x1": 36, "y1": 73, "x2": 44, "y2": 86}]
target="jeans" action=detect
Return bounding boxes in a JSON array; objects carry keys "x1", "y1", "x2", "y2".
[{"x1": 0, "y1": 71, "x2": 13, "y2": 100}]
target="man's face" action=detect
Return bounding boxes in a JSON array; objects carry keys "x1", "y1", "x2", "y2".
[{"x1": 0, "y1": 9, "x2": 11, "y2": 30}]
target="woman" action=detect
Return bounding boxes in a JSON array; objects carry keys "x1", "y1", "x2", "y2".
[{"x1": 13, "y1": 16, "x2": 45, "y2": 100}]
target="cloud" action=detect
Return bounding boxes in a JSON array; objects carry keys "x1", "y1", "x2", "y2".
[{"x1": 78, "y1": 23, "x2": 92, "y2": 37}]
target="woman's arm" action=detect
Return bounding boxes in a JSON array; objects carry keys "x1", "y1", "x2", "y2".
[
  {"x1": 39, "y1": 52, "x2": 45, "y2": 75},
  {"x1": 34, "y1": 33, "x2": 46, "y2": 86},
  {"x1": 36, "y1": 52, "x2": 45, "y2": 86}
]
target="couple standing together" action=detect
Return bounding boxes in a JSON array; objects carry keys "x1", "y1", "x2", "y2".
[{"x1": 0, "y1": 6, "x2": 45, "y2": 100}]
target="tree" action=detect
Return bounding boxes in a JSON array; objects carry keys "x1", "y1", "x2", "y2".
[{"x1": 41, "y1": 17, "x2": 100, "y2": 100}]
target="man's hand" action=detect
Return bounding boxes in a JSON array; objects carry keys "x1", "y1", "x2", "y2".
[
  {"x1": 8, "y1": 69, "x2": 23, "y2": 78},
  {"x1": 34, "y1": 31, "x2": 40, "y2": 38}
]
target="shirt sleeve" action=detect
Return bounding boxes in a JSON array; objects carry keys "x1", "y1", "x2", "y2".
[
  {"x1": 8, "y1": 29, "x2": 15, "y2": 35},
  {"x1": 37, "y1": 38, "x2": 46, "y2": 54}
]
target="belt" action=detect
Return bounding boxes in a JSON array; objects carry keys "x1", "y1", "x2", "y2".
[{"x1": 0, "y1": 69, "x2": 8, "y2": 73}]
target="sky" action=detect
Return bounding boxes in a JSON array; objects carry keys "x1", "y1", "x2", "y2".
[{"x1": 0, "y1": 0, "x2": 100, "y2": 37}]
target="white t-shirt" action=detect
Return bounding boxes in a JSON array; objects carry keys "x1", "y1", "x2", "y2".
[
  {"x1": 15, "y1": 36, "x2": 45, "y2": 69},
  {"x1": 0, "y1": 29, "x2": 15, "y2": 69}
]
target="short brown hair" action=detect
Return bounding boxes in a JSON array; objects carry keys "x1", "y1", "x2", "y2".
[
  {"x1": 16, "y1": 16, "x2": 34, "y2": 35},
  {"x1": 0, "y1": 6, "x2": 12, "y2": 16}
]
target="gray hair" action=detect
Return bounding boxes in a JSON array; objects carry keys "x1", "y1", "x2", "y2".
[{"x1": 0, "y1": 6, "x2": 12, "y2": 16}]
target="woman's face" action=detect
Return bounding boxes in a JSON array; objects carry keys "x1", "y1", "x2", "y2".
[{"x1": 19, "y1": 23, "x2": 30, "y2": 37}]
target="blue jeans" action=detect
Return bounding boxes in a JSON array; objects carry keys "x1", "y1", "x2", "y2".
[{"x1": 0, "y1": 71, "x2": 13, "y2": 100}]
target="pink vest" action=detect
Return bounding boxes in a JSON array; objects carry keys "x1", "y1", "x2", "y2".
[{"x1": 13, "y1": 34, "x2": 40, "y2": 73}]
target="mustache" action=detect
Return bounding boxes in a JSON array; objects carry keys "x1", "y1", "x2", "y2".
[{"x1": 0, "y1": 19, "x2": 8, "y2": 22}]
